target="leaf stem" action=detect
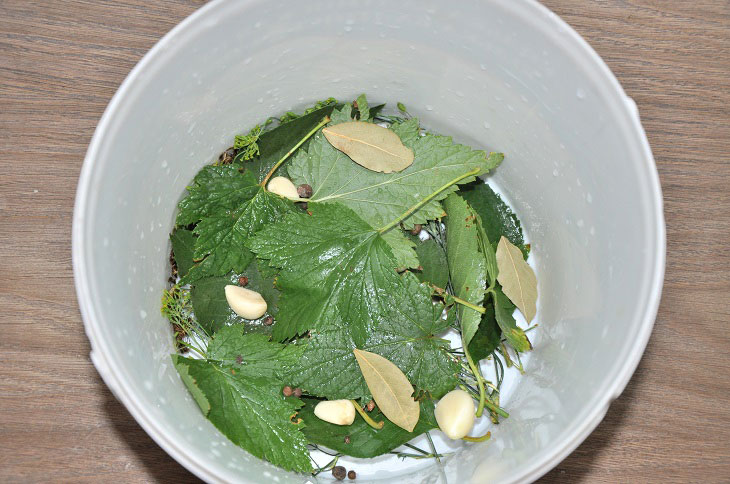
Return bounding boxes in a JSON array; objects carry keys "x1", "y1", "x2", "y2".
[
  {"x1": 261, "y1": 116, "x2": 330, "y2": 187},
  {"x1": 425, "y1": 431, "x2": 441, "y2": 464},
  {"x1": 449, "y1": 293, "x2": 486, "y2": 314},
  {"x1": 461, "y1": 332, "x2": 487, "y2": 418},
  {"x1": 462, "y1": 431, "x2": 491, "y2": 443},
  {"x1": 377, "y1": 167, "x2": 480, "y2": 234},
  {"x1": 350, "y1": 400, "x2": 384, "y2": 429}
]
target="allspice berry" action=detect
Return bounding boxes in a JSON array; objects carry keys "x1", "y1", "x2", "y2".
[
  {"x1": 297, "y1": 183, "x2": 313, "y2": 198},
  {"x1": 410, "y1": 224, "x2": 423, "y2": 235},
  {"x1": 263, "y1": 315, "x2": 274, "y2": 326},
  {"x1": 344, "y1": 435, "x2": 351, "y2": 444},
  {"x1": 282, "y1": 386, "x2": 293, "y2": 397},
  {"x1": 293, "y1": 387, "x2": 303, "y2": 398},
  {"x1": 366, "y1": 400, "x2": 375, "y2": 412},
  {"x1": 332, "y1": 465, "x2": 346, "y2": 480},
  {"x1": 347, "y1": 470, "x2": 357, "y2": 480},
  {"x1": 238, "y1": 276, "x2": 249, "y2": 286}
]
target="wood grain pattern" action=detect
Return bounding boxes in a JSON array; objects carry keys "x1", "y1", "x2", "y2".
[{"x1": 1, "y1": 1, "x2": 728, "y2": 482}]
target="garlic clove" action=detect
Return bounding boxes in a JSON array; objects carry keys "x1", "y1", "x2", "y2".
[
  {"x1": 313, "y1": 399, "x2": 356, "y2": 426},
  {"x1": 267, "y1": 176, "x2": 301, "y2": 200},
  {"x1": 224, "y1": 285, "x2": 268, "y2": 320},
  {"x1": 434, "y1": 389, "x2": 476, "y2": 440}
]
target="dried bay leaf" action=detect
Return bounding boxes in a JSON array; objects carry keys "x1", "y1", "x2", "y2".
[
  {"x1": 322, "y1": 121, "x2": 414, "y2": 173},
  {"x1": 495, "y1": 236, "x2": 537, "y2": 322},
  {"x1": 353, "y1": 348, "x2": 420, "y2": 432}
]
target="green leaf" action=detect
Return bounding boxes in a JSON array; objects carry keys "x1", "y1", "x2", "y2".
[
  {"x1": 355, "y1": 93, "x2": 370, "y2": 121},
  {"x1": 235, "y1": 105, "x2": 338, "y2": 182},
  {"x1": 172, "y1": 354, "x2": 311, "y2": 473},
  {"x1": 444, "y1": 195, "x2": 487, "y2": 346},
  {"x1": 491, "y1": 286, "x2": 531, "y2": 352},
  {"x1": 247, "y1": 203, "x2": 404, "y2": 342},
  {"x1": 284, "y1": 275, "x2": 459, "y2": 401},
  {"x1": 176, "y1": 164, "x2": 260, "y2": 226},
  {"x1": 190, "y1": 260, "x2": 280, "y2": 334},
  {"x1": 467, "y1": 300, "x2": 501, "y2": 362},
  {"x1": 474, "y1": 213, "x2": 498, "y2": 288},
  {"x1": 299, "y1": 398, "x2": 438, "y2": 458},
  {"x1": 185, "y1": 185, "x2": 294, "y2": 282},
  {"x1": 382, "y1": 230, "x2": 420, "y2": 269},
  {"x1": 328, "y1": 103, "x2": 354, "y2": 124},
  {"x1": 206, "y1": 327, "x2": 302, "y2": 379},
  {"x1": 170, "y1": 228, "x2": 196, "y2": 278},
  {"x1": 410, "y1": 236, "x2": 449, "y2": 289},
  {"x1": 397, "y1": 102, "x2": 408, "y2": 113},
  {"x1": 460, "y1": 181, "x2": 527, "y2": 258},
  {"x1": 288, "y1": 108, "x2": 501, "y2": 266}
]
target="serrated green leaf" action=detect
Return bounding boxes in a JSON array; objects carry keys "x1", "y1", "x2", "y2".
[
  {"x1": 444, "y1": 195, "x2": 487, "y2": 346},
  {"x1": 247, "y1": 203, "x2": 404, "y2": 342},
  {"x1": 299, "y1": 397, "x2": 438, "y2": 458},
  {"x1": 461, "y1": 181, "x2": 527, "y2": 258},
  {"x1": 170, "y1": 228, "x2": 196, "y2": 278},
  {"x1": 283, "y1": 275, "x2": 458, "y2": 401},
  {"x1": 467, "y1": 300, "x2": 501, "y2": 362},
  {"x1": 172, "y1": 354, "x2": 311, "y2": 473},
  {"x1": 288, "y1": 107, "x2": 501, "y2": 267},
  {"x1": 173, "y1": 355, "x2": 210, "y2": 414},
  {"x1": 234, "y1": 105, "x2": 338, "y2": 182},
  {"x1": 185, "y1": 186, "x2": 294, "y2": 282},
  {"x1": 382, "y1": 228, "x2": 420, "y2": 269},
  {"x1": 206, "y1": 327, "x2": 302, "y2": 379},
  {"x1": 410, "y1": 235, "x2": 449, "y2": 289},
  {"x1": 328, "y1": 103, "x2": 354, "y2": 124},
  {"x1": 491, "y1": 286, "x2": 531, "y2": 352},
  {"x1": 176, "y1": 164, "x2": 260, "y2": 226},
  {"x1": 355, "y1": 93, "x2": 370, "y2": 121},
  {"x1": 190, "y1": 260, "x2": 280, "y2": 334}
]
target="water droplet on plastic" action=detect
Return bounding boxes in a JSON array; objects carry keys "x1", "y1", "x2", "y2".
[
  {"x1": 552, "y1": 169, "x2": 559, "y2": 177},
  {"x1": 483, "y1": 121, "x2": 491, "y2": 129},
  {"x1": 425, "y1": 105, "x2": 434, "y2": 111},
  {"x1": 586, "y1": 193, "x2": 593, "y2": 203},
  {"x1": 576, "y1": 88, "x2": 586, "y2": 99},
  {"x1": 576, "y1": 219, "x2": 584, "y2": 228}
]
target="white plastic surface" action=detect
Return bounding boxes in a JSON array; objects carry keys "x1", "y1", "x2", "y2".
[{"x1": 73, "y1": 1, "x2": 665, "y2": 482}]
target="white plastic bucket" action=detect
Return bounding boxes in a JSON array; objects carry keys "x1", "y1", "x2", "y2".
[{"x1": 73, "y1": 1, "x2": 665, "y2": 482}]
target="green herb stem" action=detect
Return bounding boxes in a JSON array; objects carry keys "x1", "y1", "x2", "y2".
[
  {"x1": 377, "y1": 167, "x2": 480, "y2": 234},
  {"x1": 261, "y1": 115, "x2": 330, "y2": 187},
  {"x1": 461, "y1": 333, "x2": 487, "y2": 418},
  {"x1": 446, "y1": 292, "x2": 486, "y2": 314},
  {"x1": 462, "y1": 431, "x2": 491, "y2": 443},
  {"x1": 349, "y1": 400, "x2": 384, "y2": 429}
]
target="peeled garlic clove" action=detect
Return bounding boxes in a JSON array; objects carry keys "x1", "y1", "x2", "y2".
[
  {"x1": 267, "y1": 176, "x2": 301, "y2": 200},
  {"x1": 313, "y1": 399, "x2": 356, "y2": 426},
  {"x1": 434, "y1": 389, "x2": 476, "y2": 440},
  {"x1": 224, "y1": 285, "x2": 267, "y2": 320}
]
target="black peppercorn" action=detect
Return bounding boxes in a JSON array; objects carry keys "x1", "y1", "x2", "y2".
[
  {"x1": 332, "y1": 466, "x2": 346, "y2": 480},
  {"x1": 297, "y1": 183, "x2": 313, "y2": 198}
]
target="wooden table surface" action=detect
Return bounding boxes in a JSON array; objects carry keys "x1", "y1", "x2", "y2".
[{"x1": 2, "y1": 1, "x2": 728, "y2": 482}]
